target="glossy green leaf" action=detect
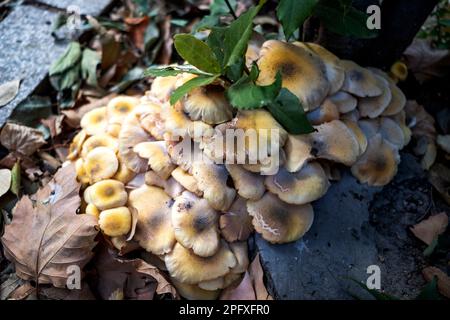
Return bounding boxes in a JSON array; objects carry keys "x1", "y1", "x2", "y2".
[
  {"x1": 144, "y1": 65, "x2": 212, "y2": 78},
  {"x1": 49, "y1": 42, "x2": 82, "y2": 76},
  {"x1": 174, "y1": 34, "x2": 221, "y2": 74},
  {"x1": 170, "y1": 75, "x2": 218, "y2": 105},
  {"x1": 81, "y1": 48, "x2": 100, "y2": 87},
  {"x1": 10, "y1": 162, "x2": 21, "y2": 197},
  {"x1": 277, "y1": 0, "x2": 318, "y2": 40}
]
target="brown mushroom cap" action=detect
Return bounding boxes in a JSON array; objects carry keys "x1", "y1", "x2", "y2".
[
  {"x1": 382, "y1": 82, "x2": 406, "y2": 116},
  {"x1": 341, "y1": 60, "x2": 383, "y2": 98},
  {"x1": 172, "y1": 191, "x2": 220, "y2": 257},
  {"x1": 165, "y1": 241, "x2": 237, "y2": 284},
  {"x1": 128, "y1": 185, "x2": 176, "y2": 255},
  {"x1": 310, "y1": 120, "x2": 360, "y2": 166},
  {"x1": 328, "y1": 91, "x2": 358, "y2": 114},
  {"x1": 306, "y1": 98, "x2": 340, "y2": 125},
  {"x1": 225, "y1": 164, "x2": 265, "y2": 200},
  {"x1": 219, "y1": 196, "x2": 254, "y2": 242},
  {"x1": 284, "y1": 134, "x2": 313, "y2": 173},
  {"x1": 379, "y1": 117, "x2": 405, "y2": 149},
  {"x1": 192, "y1": 162, "x2": 236, "y2": 211},
  {"x1": 229, "y1": 241, "x2": 249, "y2": 274},
  {"x1": 182, "y1": 84, "x2": 233, "y2": 125},
  {"x1": 351, "y1": 134, "x2": 400, "y2": 186},
  {"x1": 358, "y1": 74, "x2": 392, "y2": 118},
  {"x1": 257, "y1": 40, "x2": 329, "y2": 111},
  {"x1": 265, "y1": 162, "x2": 330, "y2": 205},
  {"x1": 342, "y1": 120, "x2": 368, "y2": 155},
  {"x1": 294, "y1": 42, "x2": 345, "y2": 95},
  {"x1": 247, "y1": 192, "x2": 314, "y2": 244}
]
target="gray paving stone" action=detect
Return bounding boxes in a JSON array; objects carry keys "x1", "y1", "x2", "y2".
[
  {"x1": 37, "y1": 0, "x2": 113, "y2": 15},
  {"x1": 0, "y1": 5, "x2": 67, "y2": 126}
]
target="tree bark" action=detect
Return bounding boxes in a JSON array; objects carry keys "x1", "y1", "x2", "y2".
[{"x1": 310, "y1": 0, "x2": 439, "y2": 69}]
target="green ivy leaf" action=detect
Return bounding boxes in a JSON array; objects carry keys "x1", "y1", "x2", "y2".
[
  {"x1": 226, "y1": 71, "x2": 281, "y2": 110},
  {"x1": 170, "y1": 75, "x2": 219, "y2": 105},
  {"x1": 81, "y1": 48, "x2": 100, "y2": 87},
  {"x1": 144, "y1": 65, "x2": 213, "y2": 78},
  {"x1": 174, "y1": 34, "x2": 221, "y2": 74},
  {"x1": 314, "y1": 0, "x2": 378, "y2": 39},
  {"x1": 277, "y1": 0, "x2": 318, "y2": 40},
  {"x1": 49, "y1": 42, "x2": 82, "y2": 76},
  {"x1": 267, "y1": 88, "x2": 314, "y2": 134}
]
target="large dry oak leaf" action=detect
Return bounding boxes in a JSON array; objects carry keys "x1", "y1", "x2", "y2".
[{"x1": 1, "y1": 164, "x2": 98, "y2": 288}]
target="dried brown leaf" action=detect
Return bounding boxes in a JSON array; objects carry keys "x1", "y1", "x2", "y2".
[
  {"x1": 410, "y1": 212, "x2": 448, "y2": 245},
  {"x1": 41, "y1": 115, "x2": 64, "y2": 138},
  {"x1": 428, "y1": 164, "x2": 450, "y2": 206},
  {"x1": 0, "y1": 123, "x2": 46, "y2": 156},
  {"x1": 0, "y1": 79, "x2": 20, "y2": 107},
  {"x1": 422, "y1": 267, "x2": 450, "y2": 298},
  {"x1": 1, "y1": 164, "x2": 98, "y2": 288},
  {"x1": 249, "y1": 253, "x2": 273, "y2": 300}
]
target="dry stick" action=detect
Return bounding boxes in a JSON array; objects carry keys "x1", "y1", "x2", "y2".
[{"x1": 224, "y1": 0, "x2": 238, "y2": 20}]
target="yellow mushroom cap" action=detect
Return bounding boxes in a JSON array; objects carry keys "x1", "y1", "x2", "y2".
[
  {"x1": 171, "y1": 167, "x2": 202, "y2": 196},
  {"x1": 219, "y1": 196, "x2": 253, "y2": 242},
  {"x1": 341, "y1": 60, "x2": 383, "y2": 98},
  {"x1": 192, "y1": 162, "x2": 236, "y2": 211},
  {"x1": 340, "y1": 109, "x2": 360, "y2": 122},
  {"x1": 265, "y1": 162, "x2": 330, "y2": 205},
  {"x1": 128, "y1": 185, "x2": 176, "y2": 255},
  {"x1": 85, "y1": 203, "x2": 100, "y2": 219},
  {"x1": 165, "y1": 241, "x2": 237, "y2": 284},
  {"x1": 358, "y1": 74, "x2": 392, "y2": 118},
  {"x1": 306, "y1": 98, "x2": 340, "y2": 125},
  {"x1": 98, "y1": 206, "x2": 132, "y2": 237},
  {"x1": 390, "y1": 61, "x2": 408, "y2": 82},
  {"x1": 145, "y1": 171, "x2": 184, "y2": 198},
  {"x1": 229, "y1": 241, "x2": 249, "y2": 274},
  {"x1": 75, "y1": 158, "x2": 90, "y2": 184},
  {"x1": 118, "y1": 111, "x2": 153, "y2": 173},
  {"x1": 311, "y1": 120, "x2": 360, "y2": 166},
  {"x1": 225, "y1": 164, "x2": 265, "y2": 201},
  {"x1": 342, "y1": 120, "x2": 368, "y2": 155},
  {"x1": 106, "y1": 123, "x2": 122, "y2": 138},
  {"x1": 182, "y1": 84, "x2": 233, "y2": 125},
  {"x1": 257, "y1": 40, "x2": 329, "y2": 111},
  {"x1": 84, "y1": 179, "x2": 128, "y2": 210},
  {"x1": 113, "y1": 158, "x2": 137, "y2": 184},
  {"x1": 172, "y1": 191, "x2": 220, "y2": 257},
  {"x1": 149, "y1": 75, "x2": 178, "y2": 102},
  {"x1": 382, "y1": 82, "x2": 406, "y2": 116},
  {"x1": 247, "y1": 192, "x2": 314, "y2": 244},
  {"x1": 81, "y1": 133, "x2": 119, "y2": 158},
  {"x1": 84, "y1": 147, "x2": 119, "y2": 183},
  {"x1": 162, "y1": 102, "x2": 192, "y2": 137},
  {"x1": 80, "y1": 107, "x2": 108, "y2": 136},
  {"x1": 198, "y1": 277, "x2": 226, "y2": 291},
  {"x1": 351, "y1": 134, "x2": 400, "y2": 186},
  {"x1": 329, "y1": 91, "x2": 358, "y2": 114},
  {"x1": 138, "y1": 101, "x2": 166, "y2": 140},
  {"x1": 67, "y1": 130, "x2": 87, "y2": 161},
  {"x1": 171, "y1": 279, "x2": 220, "y2": 300},
  {"x1": 133, "y1": 141, "x2": 175, "y2": 179},
  {"x1": 284, "y1": 134, "x2": 313, "y2": 173},
  {"x1": 294, "y1": 42, "x2": 345, "y2": 95},
  {"x1": 106, "y1": 96, "x2": 140, "y2": 124}
]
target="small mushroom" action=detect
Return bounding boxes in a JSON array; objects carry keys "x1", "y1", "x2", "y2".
[
  {"x1": 192, "y1": 162, "x2": 236, "y2": 211},
  {"x1": 145, "y1": 170, "x2": 184, "y2": 198},
  {"x1": 133, "y1": 141, "x2": 175, "y2": 179},
  {"x1": 225, "y1": 164, "x2": 265, "y2": 200},
  {"x1": 172, "y1": 191, "x2": 220, "y2": 257},
  {"x1": 128, "y1": 185, "x2": 176, "y2": 255},
  {"x1": 341, "y1": 60, "x2": 383, "y2": 98},
  {"x1": 137, "y1": 101, "x2": 165, "y2": 140},
  {"x1": 265, "y1": 162, "x2": 330, "y2": 205},
  {"x1": 340, "y1": 109, "x2": 360, "y2": 122},
  {"x1": 165, "y1": 241, "x2": 237, "y2": 284},
  {"x1": 328, "y1": 91, "x2": 358, "y2": 114},
  {"x1": 284, "y1": 134, "x2": 313, "y2": 173},
  {"x1": 98, "y1": 207, "x2": 132, "y2": 237},
  {"x1": 148, "y1": 75, "x2": 178, "y2": 102},
  {"x1": 106, "y1": 96, "x2": 140, "y2": 124},
  {"x1": 84, "y1": 179, "x2": 127, "y2": 210},
  {"x1": 342, "y1": 120, "x2": 368, "y2": 155},
  {"x1": 84, "y1": 147, "x2": 119, "y2": 183},
  {"x1": 85, "y1": 203, "x2": 100, "y2": 219},
  {"x1": 229, "y1": 241, "x2": 249, "y2": 274},
  {"x1": 294, "y1": 42, "x2": 345, "y2": 95},
  {"x1": 219, "y1": 196, "x2": 254, "y2": 242},
  {"x1": 162, "y1": 102, "x2": 192, "y2": 137},
  {"x1": 81, "y1": 133, "x2": 118, "y2": 158},
  {"x1": 379, "y1": 117, "x2": 405, "y2": 149},
  {"x1": 106, "y1": 123, "x2": 122, "y2": 138},
  {"x1": 67, "y1": 130, "x2": 87, "y2": 160},
  {"x1": 351, "y1": 134, "x2": 400, "y2": 186},
  {"x1": 310, "y1": 120, "x2": 360, "y2": 166},
  {"x1": 257, "y1": 40, "x2": 329, "y2": 111},
  {"x1": 75, "y1": 158, "x2": 90, "y2": 184},
  {"x1": 80, "y1": 107, "x2": 108, "y2": 136},
  {"x1": 358, "y1": 74, "x2": 392, "y2": 118},
  {"x1": 113, "y1": 157, "x2": 137, "y2": 184},
  {"x1": 171, "y1": 167, "x2": 202, "y2": 196},
  {"x1": 389, "y1": 61, "x2": 408, "y2": 82},
  {"x1": 306, "y1": 98, "x2": 340, "y2": 125},
  {"x1": 389, "y1": 110, "x2": 411, "y2": 147},
  {"x1": 382, "y1": 82, "x2": 406, "y2": 116},
  {"x1": 247, "y1": 192, "x2": 314, "y2": 244},
  {"x1": 182, "y1": 84, "x2": 233, "y2": 125}
]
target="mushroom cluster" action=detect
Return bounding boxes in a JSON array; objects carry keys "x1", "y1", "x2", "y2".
[{"x1": 68, "y1": 40, "x2": 410, "y2": 299}]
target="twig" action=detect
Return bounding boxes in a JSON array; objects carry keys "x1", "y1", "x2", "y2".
[{"x1": 225, "y1": 0, "x2": 237, "y2": 20}]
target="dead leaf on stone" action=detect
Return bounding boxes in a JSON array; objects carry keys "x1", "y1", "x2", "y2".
[
  {"x1": 41, "y1": 115, "x2": 64, "y2": 138},
  {"x1": 0, "y1": 168, "x2": 12, "y2": 197},
  {"x1": 93, "y1": 244, "x2": 177, "y2": 300},
  {"x1": 0, "y1": 79, "x2": 21, "y2": 107},
  {"x1": 410, "y1": 212, "x2": 449, "y2": 245},
  {"x1": 220, "y1": 272, "x2": 256, "y2": 300},
  {"x1": 422, "y1": 267, "x2": 450, "y2": 298},
  {"x1": 1, "y1": 164, "x2": 98, "y2": 288},
  {"x1": 249, "y1": 253, "x2": 273, "y2": 300},
  {"x1": 428, "y1": 164, "x2": 450, "y2": 205},
  {"x1": 0, "y1": 123, "x2": 46, "y2": 156}
]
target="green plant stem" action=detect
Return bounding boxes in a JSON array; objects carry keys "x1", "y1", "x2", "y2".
[{"x1": 224, "y1": 0, "x2": 238, "y2": 20}]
